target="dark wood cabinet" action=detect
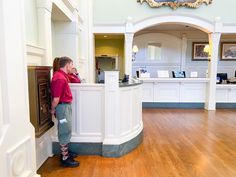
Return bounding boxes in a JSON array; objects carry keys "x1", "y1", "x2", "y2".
[{"x1": 27, "y1": 66, "x2": 54, "y2": 137}]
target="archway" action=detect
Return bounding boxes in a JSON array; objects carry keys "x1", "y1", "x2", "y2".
[
  {"x1": 133, "y1": 14, "x2": 214, "y2": 34},
  {"x1": 127, "y1": 14, "x2": 219, "y2": 110}
]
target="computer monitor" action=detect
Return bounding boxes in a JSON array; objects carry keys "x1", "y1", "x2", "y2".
[
  {"x1": 172, "y1": 71, "x2": 186, "y2": 78},
  {"x1": 235, "y1": 70, "x2": 236, "y2": 77},
  {"x1": 217, "y1": 73, "x2": 228, "y2": 83}
]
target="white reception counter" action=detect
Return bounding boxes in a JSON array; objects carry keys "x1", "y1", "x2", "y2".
[
  {"x1": 216, "y1": 84, "x2": 236, "y2": 103},
  {"x1": 140, "y1": 78, "x2": 236, "y2": 109},
  {"x1": 52, "y1": 71, "x2": 143, "y2": 157},
  {"x1": 140, "y1": 78, "x2": 209, "y2": 103}
]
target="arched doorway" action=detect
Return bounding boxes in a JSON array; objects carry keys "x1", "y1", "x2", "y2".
[
  {"x1": 124, "y1": 14, "x2": 220, "y2": 110},
  {"x1": 133, "y1": 14, "x2": 214, "y2": 33}
]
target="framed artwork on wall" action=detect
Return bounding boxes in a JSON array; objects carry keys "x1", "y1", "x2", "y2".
[
  {"x1": 221, "y1": 42, "x2": 236, "y2": 60},
  {"x1": 192, "y1": 42, "x2": 209, "y2": 61},
  {"x1": 137, "y1": 0, "x2": 213, "y2": 9}
]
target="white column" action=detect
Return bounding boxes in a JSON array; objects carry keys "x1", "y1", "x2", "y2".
[
  {"x1": 87, "y1": 0, "x2": 95, "y2": 83},
  {"x1": 37, "y1": 0, "x2": 53, "y2": 66},
  {"x1": 54, "y1": 22, "x2": 79, "y2": 67},
  {"x1": 76, "y1": 0, "x2": 94, "y2": 83},
  {"x1": 76, "y1": 1, "x2": 88, "y2": 81},
  {"x1": 0, "y1": 0, "x2": 39, "y2": 176},
  {"x1": 205, "y1": 32, "x2": 221, "y2": 110},
  {"x1": 103, "y1": 71, "x2": 120, "y2": 144},
  {"x1": 181, "y1": 34, "x2": 187, "y2": 71},
  {"x1": 0, "y1": 75, "x2": 3, "y2": 138},
  {"x1": 125, "y1": 33, "x2": 134, "y2": 76},
  {"x1": 124, "y1": 17, "x2": 134, "y2": 77},
  {"x1": 77, "y1": 19, "x2": 89, "y2": 81}
]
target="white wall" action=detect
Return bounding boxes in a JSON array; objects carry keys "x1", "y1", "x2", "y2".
[
  {"x1": 93, "y1": 0, "x2": 236, "y2": 25},
  {"x1": 51, "y1": 20, "x2": 56, "y2": 59},
  {"x1": 186, "y1": 36, "x2": 236, "y2": 78},
  {"x1": 217, "y1": 35, "x2": 236, "y2": 78},
  {"x1": 24, "y1": 0, "x2": 38, "y2": 46},
  {"x1": 23, "y1": 0, "x2": 92, "y2": 80},
  {"x1": 132, "y1": 33, "x2": 182, "y2": 77},
  {"x1": 35, "y1": 129, "x2": 53, "y2": 169},
  {"x1": 23, "y1": 0, "x2": 90, "y2": 170},
  {"x1": 0, "y1": 74, "x2": 3, "y2": 138},
  {"x1": 24, "y1": 0, "x2": 45, "y2": 66},
  {"x1": 133, "y1": 32, "x2": 236, "y2": 78},
  {"x1": 26, "y1": 45, "x2": 46, "y2": 66},
  {"x1": 53, "y1": 22, "x2": 79, "y2": 67},
  {"x1": 0, "y1": 0, "x2": 38, "y2": 176}
]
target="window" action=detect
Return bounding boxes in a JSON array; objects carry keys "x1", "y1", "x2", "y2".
[{"x1": 147, "y1": 43, "x2": 161, "y2": 61}]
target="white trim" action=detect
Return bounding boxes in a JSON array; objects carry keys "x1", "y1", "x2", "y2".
[
  {"x1": 205, "y1": 32, "x2": 221, "y2": 110},
  {"x1": 139, "y1": 78, "x2": 210, "y2": 83},
  {"x1": 134, "y1": 14, "x2": 214, "y2": 33},
  {"x1": 26, "y1": 44, "x2": 46, "y2": 66},
  {"x1": 6, "y1": 137, "x2": 34, "y2": 177},
  {"x1": 51, "y1": 136, "x2": 103, "y2": 143},
  {"x1": 93, "y1": 14, "x2": 215, "y2": 33},
  {"x1": 35, "y1": 129, "x2": 53, "y2": 169},
  {"x1": 52, "y1": 122, "x2": 143, "y2": 144},
  {"x1": 216, "y1": 85, "x2": 236, "y2": 89},
  {"x1": 220, "y1": 26, "x2": 236, "y2": 34},
  {"x1": 37, "y1": 0, "x2": 53, "y2": 65},
  {"x1": 133, "y1": 61, "x2": 180, "y2": 65},
  {"x1": 0, "y1": 0, "x2": 38, "y2": 175},
  {"x1": 93, "y1": 21, "x2": 236, "y2": 35},
  {"x1": 36, "y1": 0, "x2": 53, "y2": 13},
  {"x1": 52, "y1": 0, "x2": 74, "y2": 21},
  {"x1": 70, "y1": 83, "x2": 104, "y2": 87},
  {"x1": 181, "y1": 34, "x2": 187, "y2": 70},
  {"x1": 62, "y1": 0, "x2": 77, "y2": 12},
  {"x1": 0, "y1": 68, "x2": 3, "y2": 139},
  {"x1": 88, "y1": 0, "x2": 95, "y2": 82},
  {"x1": 26, "y1": 44, "x2": 45, "y2": 57},
  {"x1": 93, "y1": 25, "x2": 125, "y2": 34},
  {"x1": 74, "y1": 9, "x2": 84, "y2": 24},
  {"x1": 103, "y1": 122, "x2": 143, "y2": 145},
  {"x1": 125, "y1": 33, "x2": 134, "y2": 76}
]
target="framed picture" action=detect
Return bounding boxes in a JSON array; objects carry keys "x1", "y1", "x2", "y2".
[
  {"x1": 137, "y1": 0, "x2": 213, "y2": 9},
  {"x1": 192, "y1": 42, "x2": 209, "y2": 61},
  {"x1": 221, "y1": 42, "x2": 236, "y2": 60}
]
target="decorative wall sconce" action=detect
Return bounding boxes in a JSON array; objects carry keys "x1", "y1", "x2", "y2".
[
  {"x1": 203, "y1": 44, "x2": 211, "y2": 61},
  {"x1": 132, "y1": 45, "x2": 139, "y2": 61}
]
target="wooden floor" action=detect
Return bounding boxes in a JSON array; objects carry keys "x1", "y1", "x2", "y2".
[{"x1": 38, "y1": 109, "x2": 236, "y2": 177}]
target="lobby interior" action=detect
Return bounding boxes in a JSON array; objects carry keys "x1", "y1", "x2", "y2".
[{"x1": 1, "y1": 0, "x2": 236, "y2": 177}]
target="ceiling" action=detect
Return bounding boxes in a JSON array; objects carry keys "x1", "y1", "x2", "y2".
[
  {"x1": 95, "y1": 34, "x2": 124, "y2": 40},
  {"x1": 51, "y1": 4, "x2": 70, "y2": 22},
  {"x1": 95, "y1": 24, "x2": 206, "y2": 40},
  {"x1": 142, "y1": 23, "x2": 199, "y2": 31}
]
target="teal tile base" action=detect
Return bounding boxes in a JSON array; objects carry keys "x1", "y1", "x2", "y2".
[
  {"x1": 102, "y1": 130, "x2": 143, "y2": 157},
  {"x1": 52, "y1": 142, "x2": 102, "y2": 156},
  {"x1": 143, "y1": 102, "x2": 204, "y2": 109},
  {"x1": 52, "y1": 130, "x2": 143, "y2": 157},
  {"x1": 142, "y1": 102, "x2": 236, "y2": 109},
  {"x1": 216, "y1": 103, "x2": 236, "y2": 109}
]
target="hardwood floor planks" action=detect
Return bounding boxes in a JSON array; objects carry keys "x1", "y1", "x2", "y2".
[{"x1": 38, "y1": 109, "x2": 236, "y2": 177}]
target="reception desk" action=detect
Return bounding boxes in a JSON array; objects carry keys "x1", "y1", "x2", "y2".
[
  {"x1": 140, "y1": 78, "x2": 209, "y2": 103},
  {"x1": 216, "y1": 84, "x2": 236, "y2": 103},
  {"x1": 52, "y1": 71, "x2": 143, "y2": 157},
  {"x1": 140, "y1": 78, "x2": 236, "y2": 108}
]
